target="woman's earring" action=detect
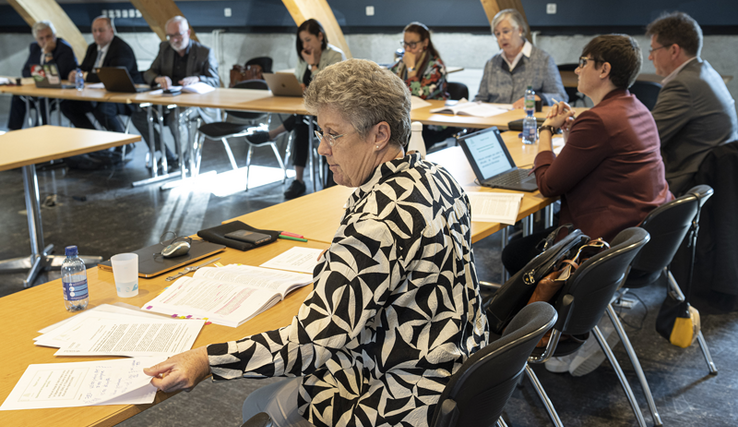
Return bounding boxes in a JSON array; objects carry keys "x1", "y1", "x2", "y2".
[{"x1": 376, "y1": 145, "x2": 380, "y2": 149}]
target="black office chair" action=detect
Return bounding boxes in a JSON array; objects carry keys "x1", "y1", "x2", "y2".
[
  {"x1": 525, "y1": 228, "x2": 651, "y2": 427},
  {"x1": 430, "y1": 301, "x2": 557, "y2": 427},
  {"x1": 601, "y1": 185, "x2": 715, "y2": 427},
  {"x1": 446, "y1": 82, "x2": 469, "y2": 101},
  {"x1": 193, "y1": 79, "x2": 288, "y2": 190},
  {"x1": 628, "y1": 80, "x2": 662, "y2": 111},
  {"x1": 687, "y1": 141, "x2": 738, "y2": 309},
  {"x1": 557, "y1": 63, "x2": 584, "y2": 106},
  {"x1": 245, "y1": 56, "x2": 273, "y2": 74}
]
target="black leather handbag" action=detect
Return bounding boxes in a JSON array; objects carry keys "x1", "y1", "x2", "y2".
[{"x1": 485, "y1": 226, "x2": 589, "y2": 334}]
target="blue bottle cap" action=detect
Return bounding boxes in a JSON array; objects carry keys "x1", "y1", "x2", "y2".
[{"x1": 65, "y1": 245, "x2": 78, "y2": 257}]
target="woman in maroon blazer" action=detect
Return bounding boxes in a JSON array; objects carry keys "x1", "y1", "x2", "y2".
[{"x1": 502, "y1": 34, "x2": 672, "y2": 274}]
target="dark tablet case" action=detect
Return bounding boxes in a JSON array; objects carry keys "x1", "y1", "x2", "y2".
[
  {"x1": 97, "y1": 239, "x2": 226, "y2": 278},
  {"x1": 197, "y1": 220, "x2": 279, "y2": 251}
]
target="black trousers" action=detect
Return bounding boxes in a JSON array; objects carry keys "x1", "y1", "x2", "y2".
[
  {"x1": 282, "y1": 114, "x2": 310, "y2": 168},
  {"x1": 61, "y1": 100, "x2": 127, "y2": 133},
  {"x1": 7, "y1": 95, "x2": 56, "y2": 130}
]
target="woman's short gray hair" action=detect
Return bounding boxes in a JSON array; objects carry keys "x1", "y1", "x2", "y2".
[
  {"x1": 304, "y1": 59, "x2": 411, "y2": 148},
  {"x1": 492, "y1": 8, "x2": 528, "y2": 40},
  {"x1": 32, "y1": 20, "x2": 56, "y2": 39}
]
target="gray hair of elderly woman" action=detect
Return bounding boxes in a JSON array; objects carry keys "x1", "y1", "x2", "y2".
[
  {"x1": 32, "y1": 20, "x2": 56, "y2": 39},
  {"x1": 304, "y1": 59, "x2": 411, "y2": 148},
  {"x1": 491, "y1": 8, "x2": 528, "y2": 40}
]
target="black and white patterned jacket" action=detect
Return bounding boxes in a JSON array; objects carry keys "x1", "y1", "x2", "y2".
[{"x1": 208, "y1": 153, "x2": 488, "y2": 427}]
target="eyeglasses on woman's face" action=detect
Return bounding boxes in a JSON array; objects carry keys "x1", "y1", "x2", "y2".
[
  {"x1": 314, "y1": 129, "x2": 357, "y2": 147},
  {"x1": 578, "y1": 56, "x2": 596, "y2": 68}
]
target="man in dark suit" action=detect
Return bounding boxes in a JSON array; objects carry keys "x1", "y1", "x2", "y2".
[
  {"x1": 60, "y1": 16, "x2": 141, "y2": 134},
  {"x1": 131, "y1": 15, "x2": 220, "y2": 168},
  {"x1": 6, "y1": 20, "x2": 77, "y2": 130},
  {"x1": 647, "y1": 12, "x2": 738, "y2": 196}
]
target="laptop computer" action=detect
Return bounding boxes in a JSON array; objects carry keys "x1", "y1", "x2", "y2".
[
  {"x1": 457, "y1": 126, "x2": 538, "y2": 192},
  {"x1": 262, "y1": 73, "x2": 304, "y2": 97},
  {"x1": 97, "y1": 67, "x2": 152, "y2": 93},
  {"x1": 31, "y1": 64, "x2": 75, "y2": 89}
]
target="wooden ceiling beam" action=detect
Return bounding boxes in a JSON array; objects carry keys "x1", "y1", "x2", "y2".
[
  {"x1": 128, "y1": 0, "x2": 199, "y2": 42},
  {"x1": 7, "y1": 0, "x2": 87, "y2": 63}
]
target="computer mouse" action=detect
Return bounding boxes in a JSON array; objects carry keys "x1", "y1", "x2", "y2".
[{"x1": 162, "y1": 239, "x2": 191, "y2": 258}]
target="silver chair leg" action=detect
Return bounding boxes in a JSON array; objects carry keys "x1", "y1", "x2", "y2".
[
  {"x1": 696, "y1": 330, "x2": 718, "y2": 375},
  {"x1": 606, "y1": 305, "x2": 663, "y2": 426},
  {"x1": 666, "y1": 269, "x2": 718, "y2": 374},
  {"x1": 501, "y1": 226, "x2": 510, "y2": 282},
  {"x1": 192, "y1": 133, "x2": 205, "y2": 178},
  {"x1": 593, "y1": 325, "x2": 647, "y2": 427},
  {"x1": 270, "y1": 142, "x2": 287, "y2": 184},
  {"x1": 524, "y1": 365, "x2": 564, "y2": 427},
  {"x1": 497, "y1": 416, "x2": 509, "y2": 427},
  {"x1": 221, "y1": 138, "x2": 239, "y2": 171},
  {"x1": 245, "y1": 145, "x2": 253, "y2": 191}
]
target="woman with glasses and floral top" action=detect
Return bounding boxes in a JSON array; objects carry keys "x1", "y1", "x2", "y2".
[
  {"x1": 389, "y1": 22, "x2": 447, "y2": 101},
  {"x1": 501, "y1": 35, "x2": 673, "y2": 275},
  {"x1": 390, "y1": 22, "x2": 454, "y2": 148},
  {"x1": 474, "y1": 8, "x2": 567, "y2": 108}
]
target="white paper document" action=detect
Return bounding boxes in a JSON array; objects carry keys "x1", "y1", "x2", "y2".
[
  {"x1": 0, "y1": 356, "x2": 166, "y2": 410},
  {"x1": 466, "y1": 191, "x2": 525, "y2": 225},
  {"x1": 142, "y1": 265, "x2": 312, "y2": 327},
  {"x1": 35, "y1": 310, "x2": 203, "y2": 357},
  {"x1": 260, "y1": 247, "x2": 324, "y2": 274},
  {"x1": 553, "y1": 136, "x2": 565, "y2": 155},
  {"x1": 430, "y1": 99, "x2": 512, "y2": 118},
  {"x1": 410, "y1": 96, "x2": 432, "y2": 110}
]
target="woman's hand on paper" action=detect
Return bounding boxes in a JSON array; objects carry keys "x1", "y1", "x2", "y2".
[{"x1": 145, "y1": 346, "x2": 211, "y2": 393}]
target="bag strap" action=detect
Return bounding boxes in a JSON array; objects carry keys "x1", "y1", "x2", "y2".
[{"x1": 536, "y1": 224, "x2": 575, "y2": 252}]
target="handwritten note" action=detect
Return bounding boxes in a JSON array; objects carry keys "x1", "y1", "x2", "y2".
[{"x1": 0, "y1": 357, "x2": 166, "y2": 410}]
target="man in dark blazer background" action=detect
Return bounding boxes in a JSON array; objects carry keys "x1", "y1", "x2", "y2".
[
  {"x1": 6, "y1": 20, "x2": 77, "y2": 130},
  {"x1": 131, "y1": 15, "x2": 220, "y2": 168},
  {"x1": 60, "y1": 16, "x2": 141, "y2": 134},
  {"x1": 647, "y1": 12, "x2": 738, "y2": 196}
]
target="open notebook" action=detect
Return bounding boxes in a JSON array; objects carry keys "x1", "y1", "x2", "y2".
[{"x1": 141, "y1": 265, "x2": 312, "y2": 327}]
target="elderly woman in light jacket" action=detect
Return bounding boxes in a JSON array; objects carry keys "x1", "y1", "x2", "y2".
[{"x1": 475, "y1": 8, "x2": 568, "y2": 108}]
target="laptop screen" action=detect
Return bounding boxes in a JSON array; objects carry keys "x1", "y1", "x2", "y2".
[{"x1": 459, "y1": 127, "x2": 516, "y2": 180}]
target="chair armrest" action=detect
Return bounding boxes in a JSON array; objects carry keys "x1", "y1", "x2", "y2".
[{"x1": 241, "y1": 412, "x2": 273, "y2": 427}]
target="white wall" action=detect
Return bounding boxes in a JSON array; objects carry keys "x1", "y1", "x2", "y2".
[{"x1": 2, "y1": 31, "x2": 736, "y2": 102}]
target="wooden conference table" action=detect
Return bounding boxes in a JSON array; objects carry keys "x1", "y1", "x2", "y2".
[
  {"x1": 0, "y1": 238, "x2": 328, "y2": 427},
  {"x1": 230, "y1": 131, "x2": 553, "y2": 245},
  {"x1": 0, "y1": 125, "x2": 553, "y2": 426},
  {"x1": 0, "y1": 126, "x2": 140, "y2": 288}
]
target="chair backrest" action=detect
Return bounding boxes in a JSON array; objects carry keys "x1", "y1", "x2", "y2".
[
  {"x1": 245, "y1": 56, "x2": 273, "y2": 74},
  {"x1": 446, "y1": 82, "x2": 469, "y2": 101},
  {"x1": 625, "y1": 185, "x2": 713, "y2": 287},
  {"x1": 430, "y1": 302, "x2": 557, "y2": 427},
  {"x1": 555, "y1": 228, "x2": 650, "y2": 336},
  {"x1": 228, "y1": 79, "x2": 270, "y2": 120},
  {"x1": 629, "y1": 80, "x2": 662, "y2": 111}
]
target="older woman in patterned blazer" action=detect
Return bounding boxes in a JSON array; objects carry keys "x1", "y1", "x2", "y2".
[{"x1": 144, "y1": 59, "x2": 488, "y2": 427}]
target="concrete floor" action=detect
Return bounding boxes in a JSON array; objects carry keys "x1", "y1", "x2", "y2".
[{"x1": 1, "y1": 97, "x2": 737, "y2": 426}]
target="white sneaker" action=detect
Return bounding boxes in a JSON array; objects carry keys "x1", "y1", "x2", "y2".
[
  {"x1": 569, "y1": 318, "x2": 620, "y2": 377},
  {"x1": 545, "y1": 354, "x2": 575, "y2": 373}
]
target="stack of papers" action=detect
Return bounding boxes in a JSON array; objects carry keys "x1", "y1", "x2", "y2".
[
  {"x1": 35, "y1": 304, "x2": 204, "y2": 357},
  {"x1": 466, "y1": 191, "x2": 525, "y2": 225},
  {"x1": 1, "y1": 357, "x2": 166, "y2": 410}
]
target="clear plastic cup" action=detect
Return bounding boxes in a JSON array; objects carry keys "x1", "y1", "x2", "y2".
[{"x1": 110, "y1": 253, "x2": 139, "y2": 297}]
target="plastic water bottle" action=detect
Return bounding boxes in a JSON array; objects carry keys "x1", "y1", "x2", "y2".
[
  {"x1": 74, "y1": 68, "x2": 84, "y2": 91},
  {"x1": 61, "y1": 245, "x2": 89, "y2": 311},
  {"x1": 522, "y1": 86, "x2": 537, "y2": 145},
  {"x1": 408, "y1": 121, "x2": 426, "y2": 159}
]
